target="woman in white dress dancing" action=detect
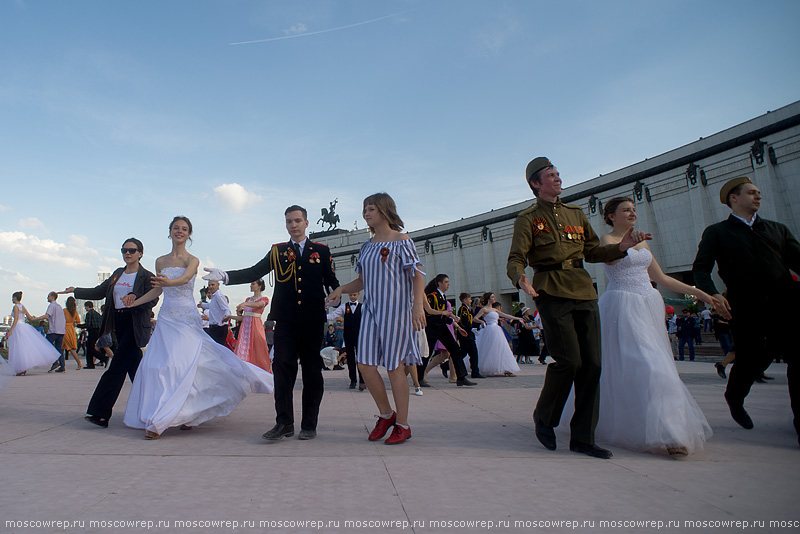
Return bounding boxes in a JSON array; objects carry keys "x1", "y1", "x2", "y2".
[
  {"x1": 473, "y1": 292, "x2": 522, "y2": 376},
  {"x1": 6, "y1": 291, "x2": 61, "y2": 376},
  {"x1": 598, "y1": 197, "x2": 714, "y2": 455},
  {"x1": 123, "y1": 216, "x2": 273, "y2": 439}
]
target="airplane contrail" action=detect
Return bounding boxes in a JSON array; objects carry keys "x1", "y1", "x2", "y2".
[{"x1": 229, "y1": 10, "x2": 411, "y2": 46}]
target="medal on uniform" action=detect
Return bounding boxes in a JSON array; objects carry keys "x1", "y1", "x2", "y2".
[
  {"x1": 533, "y1": 218, "x2": 550, "y2": 237},
  {"x1": 310, "y1": 251, "x2": 321, "y2": 263}
]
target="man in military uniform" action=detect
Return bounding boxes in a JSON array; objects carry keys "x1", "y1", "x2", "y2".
[
  {"x1": 693, "y1": 177, "x2": 799, "y2": 445},
  {"x1": 204, "y1": 205, "x2": 339, "y2": 441},
  {"x1": 507, "y1": 157, "x2": 648, "y2": 458}
]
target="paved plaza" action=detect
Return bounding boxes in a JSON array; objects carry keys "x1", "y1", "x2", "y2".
[{"x1": 1, "y1": 360, "x2": 798, "y2": 534}]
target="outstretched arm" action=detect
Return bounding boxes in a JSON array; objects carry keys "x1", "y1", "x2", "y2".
[
  {"x1": 645, "y1": 243, "x2": 714, "y2": 308},
  {"x1": 326, "y1": 276, "x2": 364, "y2": 307}
]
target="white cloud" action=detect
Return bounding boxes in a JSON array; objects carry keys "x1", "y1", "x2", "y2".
[
  {"x1": 0, "y1": 204, "x2": 10, "y2": 212},
  {"x1": 0, "y1": 266, "x2": 51, "y2": 290},
  {"x1": 0, "y1": 231, "x2": 101, "y2": 269},
  {"x1": 285, "y1": 23, "x2": 307, "y2": 35},
  {"x1": 213, "y1": 183, "x2": 263, "y2": 213},
  {"x1": 18, "y1": 217, "x2": 47, "y2": 231}
]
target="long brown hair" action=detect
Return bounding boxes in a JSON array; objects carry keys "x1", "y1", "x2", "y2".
[
  {"x1": 363, "y1": 192, "x2": 404, "y2": 233},
  {"x1": 66, "y1": 296, "x2": 77, "y2": 315}
]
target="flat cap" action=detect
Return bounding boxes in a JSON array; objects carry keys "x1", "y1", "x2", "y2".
[
  {"x1": 719, "y1": 176, "x2": 751, "y2": 204},
  {"x1": 526, "y1": 157, "x2": 553, "y2": 183}
]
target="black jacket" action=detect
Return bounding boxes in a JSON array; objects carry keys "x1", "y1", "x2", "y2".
[
  {"x1": 73, "y1": 265, "x2": 158, "y2": 348},
  {"x1": 227, "y1": 241, "x2": 339, "y2": 324},
  {"x1": 693, "y1": 214, "x2": 800, "y2": 307}
]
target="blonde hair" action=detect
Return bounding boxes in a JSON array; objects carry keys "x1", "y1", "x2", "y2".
[{"x1": 363, "y1": 192, "x2": 404, "y2": 233}]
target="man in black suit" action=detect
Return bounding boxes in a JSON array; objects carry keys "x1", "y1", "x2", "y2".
[
  {"x1": 327, "y1": 291, "x2": 364, "y2": 389},
  {"x1": 204, "y1": 205, "x2": 339, "y2": 441},
  {"x1": 423, "y1": 274, "x2": 475, "y2": 387},
  {"x1": 693, "y1": 176, "x2": 800, "y2": 445},
  {"x1": 456, "y1": 293, "x2": 484, "y2": 379}
]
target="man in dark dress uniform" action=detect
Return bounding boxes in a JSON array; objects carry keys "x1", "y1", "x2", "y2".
[
  {"x1": 423, "y1": 275, "x2": 476, "y2": 387},
  {"x1": 456, "y1": 293, "x2": 484, "y2": 379},
  {"x1": 204, "y1": 205, "x2": 339, "y2": 441},
  {"x1": 693, "y1": 177, "x2": 800, "y2": 445},
  {"x1": 507, "y1": 157, "x2": 648, "y2": 458}
]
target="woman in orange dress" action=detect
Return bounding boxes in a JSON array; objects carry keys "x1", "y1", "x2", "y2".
[
  {"x1": 225, "y1": 280, "x2": 271, "y2": 372},
  {"x1": 62, "y1": 296, "x2": 83, "y2": 370}
]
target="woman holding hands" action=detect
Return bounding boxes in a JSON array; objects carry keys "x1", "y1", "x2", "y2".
[{"x1": 326, "y1": 193, "x2": 425, "y2": 445}]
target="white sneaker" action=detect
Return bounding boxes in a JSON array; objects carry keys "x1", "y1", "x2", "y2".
[{"x1": 414, "y1": 387, "x2": 423, "y2": 396}]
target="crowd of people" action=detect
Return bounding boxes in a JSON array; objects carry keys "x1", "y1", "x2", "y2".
[{"x1": 2, "y1": 160, "x2": 797, "y2": 455}]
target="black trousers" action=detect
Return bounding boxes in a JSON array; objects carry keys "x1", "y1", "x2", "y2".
[
  {"x1": 87, "y1": 310, "x2": 142, "y2": 420},
  {"x1": 273, "y1": 321, "x2": 325, "y2": 430},
  {"x1": 727, "y1": 303, "x2": 798, "y2": 437},
  {"x1": 207, "y1": 324, "x2": 228, "y2": 346},
  {"x1": 458, "y1": 333, "x2": 481, "y2": 377},
  {"x1": 534, "y1": 294, "x2": 602, "y2": 445},
  {"x1": 424, "y1": 322, "x2": 467, "y2": 379},
  {"x1": 343, "y1": 331, "x2": 364, "y2": 384},
  {"x1": 85, "y1": 327, "x2": 104, "y2": 367}
]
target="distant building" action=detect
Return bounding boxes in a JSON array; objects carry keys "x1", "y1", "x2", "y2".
[{"x1": 315, "y1": 101, "x2": 800, "y2": 312}]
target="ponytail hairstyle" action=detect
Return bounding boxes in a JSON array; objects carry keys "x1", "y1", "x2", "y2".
[
  {"x1": 12, "y1": 291, "x2": 22, "y2": 303},
  {"x1": 480, "y1": 292, "x2": 494, "y2": 306}
]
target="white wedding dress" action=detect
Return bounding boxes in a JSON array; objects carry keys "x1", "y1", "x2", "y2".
[
  {"x1": 123, "y1": 267, "x2": 273, "y2": 435},
  {"x1": 475, "y1": 311, "x2": 520, "y2": 376},
  {"x1": 596, "y1": 247, "x2": 712, "y2": 454},
  {"x1": 7, "y1": 304, "x2": 61, "y2": 374}
]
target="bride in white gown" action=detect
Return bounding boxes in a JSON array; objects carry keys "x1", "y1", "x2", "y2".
[
  {"x1": 597, "y1": 198, "x2": 714, "y2": 455},
  {"x1": 473, "y1": 292, "x2": 522, "y2": 376},
  {"x1": 123, "y1": 216, "x2": 273, "y2": 439}
]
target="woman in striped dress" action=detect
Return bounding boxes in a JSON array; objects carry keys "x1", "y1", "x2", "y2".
[{"x1": 326, "y1": 193, "x2": 425, "y2": 445}]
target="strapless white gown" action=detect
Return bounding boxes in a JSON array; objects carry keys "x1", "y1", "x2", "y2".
[
  {"x1": 123, "y1": 267, "x2": 273, "y2": 435},
  {"x1": 7, "y1": 304, "x2": 61, "y2": 374},
  {"x1": 475, "y1": 311, "x2": 520, "y2": 376},
  {"x1": 596, "y1": 247, "x2": 712, "y2": 453}
]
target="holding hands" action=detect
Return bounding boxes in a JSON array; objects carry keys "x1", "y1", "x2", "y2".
[{"x1": 619, "y1": 227, "x2": 653, "y2": 251}]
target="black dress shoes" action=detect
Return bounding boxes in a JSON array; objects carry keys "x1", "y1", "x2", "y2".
[
  {"x1": 456, "y1": 377, "x2": 476, "y2": 386},
  {"x1": 262, "y1": 423, "x2": 295, "y2": 440},
  {"x1": 85, "y1": 415, "x2": 109, "y2": 428},
  {"x1": 725, "y1": 393, "x2": 754, "y2": 429},
  {"x1": 533, "y1": 412, "x2": 556, "y2": 450},
  {"x1": 349, "y1": 381, "x2": 356, "y2": 389},
  {"x1": 298, "y1": 429, "x2": 316, "y2": 440},
  {"x1": 569, "y1": 440, "x2": 613, "y2": 459},
  {"x1": 471, "y1": 373, "x2": 486, "y2": 379},
  {"x1": 418, "y1": 380, "x2": 431, "y2": 388}
]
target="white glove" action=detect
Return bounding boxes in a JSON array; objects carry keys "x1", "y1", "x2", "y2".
[{"x1": 202, "y1": 267, "x2": 228, "y2": 284}]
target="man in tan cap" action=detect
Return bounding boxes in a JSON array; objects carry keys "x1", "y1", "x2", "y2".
[
  {"x1": 507, "y1": 157, "x2": 650, "y2": 458},
  {"x1": 693, "y1": 177, "x2": 800, "y2": 446}
]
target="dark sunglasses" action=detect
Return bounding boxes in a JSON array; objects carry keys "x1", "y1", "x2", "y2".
[{"x1": 121, "y1": 247, "x2": 140, "y2": 254}]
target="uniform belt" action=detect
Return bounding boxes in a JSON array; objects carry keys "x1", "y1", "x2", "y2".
[{"x1": 533, "y1": 259, "x2": 584, "y2": 273}]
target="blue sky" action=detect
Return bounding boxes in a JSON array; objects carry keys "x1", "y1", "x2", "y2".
[{"x1": 2, "y1": 0, "x2": 799, "y2": 316}]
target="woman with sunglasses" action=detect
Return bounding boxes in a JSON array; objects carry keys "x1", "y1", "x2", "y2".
[{"x1": 59, "y1": 238, "x2": 158, "y2": 428}]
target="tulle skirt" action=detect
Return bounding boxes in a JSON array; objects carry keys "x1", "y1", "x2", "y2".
[
  {"x1": 475, "y1": 324, "x2": 520, "y2": 376},
  {"x1": 7, "y1": 322, "x2": 61, "y2": 374},
  {"x1": 123, "y1": 314, "x2": 273, "y2": 435},
  {"x1": 596, "y1": 288, "x2": 712, "y2": 454}
]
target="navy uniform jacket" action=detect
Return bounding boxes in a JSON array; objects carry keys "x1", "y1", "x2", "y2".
[
  {"x1": 227, "y1": 241, "x2": 339, "y2": 324},
  {"x1": 693, "y1": 214, "x2": 800, "y2": 307}
]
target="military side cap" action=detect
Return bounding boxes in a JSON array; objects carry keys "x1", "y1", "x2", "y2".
[
  {"x1": 719, "y1": 176, "x2": 751, "y2": 204},
  {"x1": 526, "y1": 157, "x2": 553, "y2": 182}
]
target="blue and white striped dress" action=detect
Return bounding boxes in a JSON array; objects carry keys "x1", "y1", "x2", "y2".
[{"x1": 355, "y1": 238, "x2": 424, "y2": 370}]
